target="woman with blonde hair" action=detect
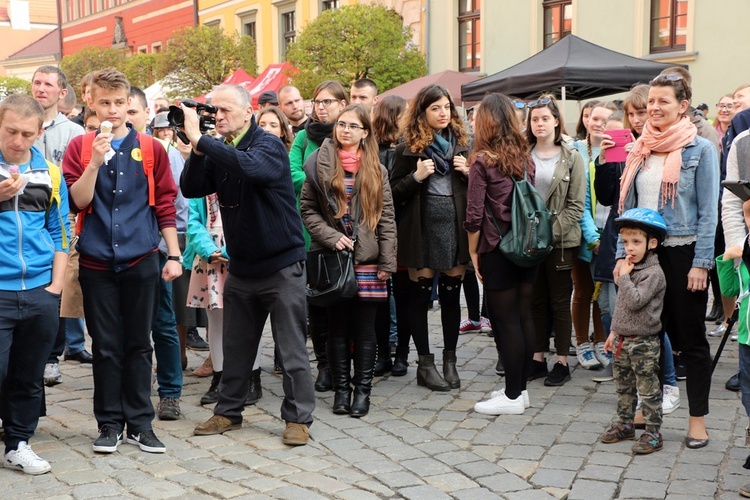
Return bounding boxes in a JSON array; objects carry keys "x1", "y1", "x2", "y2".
[
  {"x1": 301, "y1": 104, "x2": 397, "y2": 417},
  {"x1": 390, "y1": 84, "x2": 470, "y2": 391}
]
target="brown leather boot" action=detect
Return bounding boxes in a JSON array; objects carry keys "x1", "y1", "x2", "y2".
[
  {"x1": 416, "y1": 354, "x2": 450, "y2": 391},
  {"x1": 442, "y1": 349, "x2": 460, "y2": 389}
]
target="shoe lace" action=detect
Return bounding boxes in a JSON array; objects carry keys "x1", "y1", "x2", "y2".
[
  {"x1": 159, "y1": 397, "x2": 181, "y2": 413},
  {"x1": 14, "y1": 442, "x2": 43, "y2": 462}
]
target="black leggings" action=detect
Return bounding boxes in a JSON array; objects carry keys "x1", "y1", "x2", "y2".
[
  {"x1": 463, "y1": 269, "x2": 487, "y2": 322},
  {"x1": 485, "y1": 283, "x2": 536, "y2": 400},
  {"x1": 408, "y1": 274, "x2": 463, "y2": 354}
]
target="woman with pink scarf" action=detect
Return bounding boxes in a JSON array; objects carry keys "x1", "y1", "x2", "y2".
[{"x1": 613, "y1": 71, "x2": 719, "y2": 449}]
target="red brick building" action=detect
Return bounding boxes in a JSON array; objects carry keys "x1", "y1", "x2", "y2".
[{"x1": 59, "y1": 0, "x2": 195, "y2": 56}]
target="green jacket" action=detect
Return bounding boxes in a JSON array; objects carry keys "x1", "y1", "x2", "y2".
[
  {"x1": 716, "y1": 254, "x2": 749, "y2": 345},
  {"x1": 289, "y1": 129, "x2": 321, "y2": 250}
]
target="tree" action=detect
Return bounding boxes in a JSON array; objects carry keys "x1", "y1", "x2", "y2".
[
  {"x1": 60, "y1": 46, "x2": 126, "y2": 99},
  {"x1": 285, "y1": 4, "x2": 427, "y2": 97},
  {"x1": 0, "y1": 76, "x2": 30, "y2": 98},
  {"x1": 159, "y1": 25, "x2": 258, "y2": 99},
  {"x1": 123, "y1": 53, "x2": 165, "y2": 90}
]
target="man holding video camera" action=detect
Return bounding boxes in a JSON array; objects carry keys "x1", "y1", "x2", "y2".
[{"x1": 180, "y1": 84, "x2": 315, "y2": 446}]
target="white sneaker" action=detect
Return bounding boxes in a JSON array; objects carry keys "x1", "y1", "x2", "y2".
[
  {"x1": 576, "y1": 342, "x2": 602, "y2": 370},
  {"x1": 475, "y1": 391, "x2": 525, "y2": 415},
  {"x1": 43, "y1": 363, "x2": 62, "y2": 386},
  {"x1": 662, "y1": 385, "x2": 680, "y2": 414},
  {"x1": 491, "y1": 388, "x2": 530, "y2": 408},
  {"x1": 593, "y1": 342, "x2": 612, "y2": 368},
  {"x1": 4, "y1": 442, "x2": 51, "y2": 475}
]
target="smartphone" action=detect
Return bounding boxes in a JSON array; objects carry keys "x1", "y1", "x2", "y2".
[
  {"x1": 722, "y1": 180, "x2": 750, "y2": 202},
  {"x1": 602, "y1": 129, "x2": 631, "y2": 163}
]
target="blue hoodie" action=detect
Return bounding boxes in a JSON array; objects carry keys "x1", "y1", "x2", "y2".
[{"x1": 0, "y1": 145, "x2": 69, "y2": 291}]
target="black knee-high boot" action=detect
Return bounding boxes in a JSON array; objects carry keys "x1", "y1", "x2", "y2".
[
  {"x1": 327, "y1": 334, "x2": 351, "y2": 414},
  {"x1": 351, "y1": 338, "x2": 377, "y2": 417},
  {"x1": 309, "y1": 304, "x2": 332, "y2": 391},
  {"x1": 407, "y1": 277, "x2": 434, "y2": 356},
  {"x1": 439, "y1": 274, "x2": 463, "y2": 388}
]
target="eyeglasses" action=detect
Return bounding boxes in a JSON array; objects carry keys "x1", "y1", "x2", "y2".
[
  {"x1": 312, "y1": 98, "x2": 339, "y2": 108},
  {"x1": 511, "y1": 100, "x2": 526, "y2": 109},
  {"x1": 335, "y1": 121, "x2": 365, "y2": 132},
  {"x1": 527, "y1": 98, "x2": 552, "y2": 108},
  {"x1": 651, "y1": 73, "x2": 683, "y2": 85},
  {"x1": 717, "y1": 103, "x2": 735, "y2": 111}
]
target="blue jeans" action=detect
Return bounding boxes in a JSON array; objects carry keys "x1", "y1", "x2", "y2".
[
  {"x1": 152, "y1": 253, "x2": 183, "y2": 398},
  {"x1": 596, "y1": 282, "x2": 617, "y2": 334},
  {"x1": 662, "y1": 333, "x2": 677, "y2": 386}
]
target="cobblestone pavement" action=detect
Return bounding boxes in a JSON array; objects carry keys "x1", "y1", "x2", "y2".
[{"x1": 3, "y1": 307, "x2": 747, "y2": 499}]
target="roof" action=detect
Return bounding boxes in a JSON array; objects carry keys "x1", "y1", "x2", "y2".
[
  {"x1": 6, "y1": 28, "x2": 59, "y2": 60},
  {"x1": 379, "y1": 70, "x2": 480, "y2": 106}
]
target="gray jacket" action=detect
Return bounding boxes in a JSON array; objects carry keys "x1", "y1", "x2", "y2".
[
  {"x1": 34, "y1": 112, "x2": 84, "y2": 166},
  {"x1": 610, "y1": 253, "x2": 666, "y2": 337},
  {"x1": 722, "y1": 129, "x2": 750, "y2": 247}
]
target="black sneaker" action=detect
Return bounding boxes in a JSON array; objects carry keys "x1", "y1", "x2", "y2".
[
  {"x1": 527, "y1": 360, "x2": 548, "y2": 381},
  {"x1": 186, "y1": 328, "x2": 209, "y2": 351},
  {"x1": 727, "y1": 372, "x2": 741, "y2": 392},
  {"x1": 157, "y1": 397, "x2": 181, "y2": 421},
  {"x1": 93, "y1": 426, "x2": 123, "y2": 453},
  {"x1": 544, "y1": 362, "x2": 571, "y2": 386},
  {"x1": 126, "y1": 430, "x2": 166, "y2": 453}
]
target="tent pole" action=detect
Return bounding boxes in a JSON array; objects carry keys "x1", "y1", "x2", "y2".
[{"x1": 561, "y1": 86, "x2": 567, "y2": 118}]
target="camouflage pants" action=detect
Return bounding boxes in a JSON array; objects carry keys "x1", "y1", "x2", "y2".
[{"x1": 614, "y1": 334, "x2": 662, "y2": 427}]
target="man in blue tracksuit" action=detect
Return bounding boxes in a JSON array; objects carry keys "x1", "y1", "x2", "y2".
[{"x1": 0, "y1": 94, "x2": 70, "y2": 475}]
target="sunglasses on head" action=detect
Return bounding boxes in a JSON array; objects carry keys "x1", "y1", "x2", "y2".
[
  {"x1": 527, "y1": 97, "x2": 553, "y2": 108},
  {"x1": 511, "y1": 100, "x2": 526, "y2": 109},
  {"x1": 651, "y1": 73, "x2": 683, "y2": 85}
]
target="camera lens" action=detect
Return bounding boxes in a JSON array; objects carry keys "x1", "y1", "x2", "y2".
[{"x1": 167, "y1": 105, "x2": 184, "y2": 127}]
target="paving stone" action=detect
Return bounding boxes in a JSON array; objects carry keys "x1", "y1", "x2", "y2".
[
  {"x1": 284, "y1": 471, "x2": 351, "y2": 493},
  {"x1": 129, "y1": 480, "x2": 187, "y2": 499},
  {"x1": 667, "y1": 479, "x2": 718, "y2": 496},
  {"x1": 576, "y1": 464, "x2": 624, "y2": 482},
  {"x1": 452, "y1": 488, "x2": 503, "y2": 500},
  {"x1": 539, "y1": 454, "x2": 584, "y2": 471},
  {"x1": 475, "y1": 473, "x2": 532, "y2": 492},
  {"x1": 618, "y1": 479, "x2": 669, "y2": 499},
  {"x1": 376, "y1": 471, "x2": 425, "y2": 488},
  {"x1": 71, "y1": 483, "x2": 129, "y2": 499},
  {"x1": 529, "y1": 468, "x2": 576, "y2": 488},
  {"x1": 423, "y1": 472, "x2": 479, "y2": 492},
  {"x1": 587, "y1": 451, "x2": 632, "y2": 467},
  {"x1": 501, "y1": 444, "x2": 546, "y2": 461},
  {"x1": 400, "y1": 457, "x2": 453, "y2": 476},
  {"x1": 398, "y1": 484, "x2": 453, "y2": 500},
  {"x1": 568, "y1": 479, "x2": 618, "y2": 500}
]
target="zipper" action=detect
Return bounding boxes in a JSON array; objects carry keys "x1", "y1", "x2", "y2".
[{"x1": 14, "y1": 195, "x2": 27, "y2": 290}]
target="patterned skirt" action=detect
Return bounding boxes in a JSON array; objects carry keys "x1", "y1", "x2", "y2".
[{"x1": 354, "y1": 263, "x2": 388, "y2": 301}]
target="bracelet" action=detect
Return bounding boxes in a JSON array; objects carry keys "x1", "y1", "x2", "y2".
[{"x1": 167, "y1": 255, "x2": 182, "y2": 262}]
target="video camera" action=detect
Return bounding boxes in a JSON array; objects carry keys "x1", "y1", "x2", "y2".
[{"x1": 167, "y1": 99, "x2": 218, "y2": 144}]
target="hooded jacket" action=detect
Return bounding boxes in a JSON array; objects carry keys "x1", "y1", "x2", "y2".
[
  {"x1": 300, "y1": 139, "x2": 397, "y2": 273},
  {"x1": 610, "y1": 252, "x2": 666, "y2": 337},
  {"x1": 34, "y1": 112, "x2": 84, "y2": 166}
]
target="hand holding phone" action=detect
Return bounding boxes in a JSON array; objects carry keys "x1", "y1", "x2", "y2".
[{"x1": 603, "y1": 129, "x2": 632, "y2": 163}]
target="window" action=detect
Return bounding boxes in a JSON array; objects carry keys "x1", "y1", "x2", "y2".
[
  {"x1": 151, "y1": 43, "x2": 162, "y2": 53},
  {"x1": 238, "y1": 11, "x2": 257, "y2": 40},
  {"x1": 138, "y1": 45, "x2": 148, "y2": 54},
  {"x1": 650, "y1": 0, "x2": 687, "y2": 53},
  {"x1": 458, "y1": 0, "x2": 480, "y2": 72},
  {"x1": 280, "y1": 10, "x2": 296, "y2": 59},
  {"x1": 204, "y1": 19, "x2": 220, "y2": 28},
  {"x1": 543, "y1": 0, "x2": 572, "y2": 48},
  {"x1": 322, "y1": 0, "x2": 340, "y2": 10}
]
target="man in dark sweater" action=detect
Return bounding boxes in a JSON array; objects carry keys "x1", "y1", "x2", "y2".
[{"x1": 180, "y1": 84, "x2": 314, "y2": 446}]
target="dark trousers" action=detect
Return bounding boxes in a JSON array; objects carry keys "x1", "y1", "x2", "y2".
[
  {"x1": 215, "y1": 262, "x2": 315, "y2": 424},
  {"x1": 657, "y1": 243, "x2": 712, "y2": 416},
  {"x1": 79, "y1": 252, "x2": 160, "y2": 433},
  {"x1": 0, "y1": 286, "x2": 59, "y2": 449},
  {"x1": 532, "y1": 248, "x2": 577, "y2": 355}
]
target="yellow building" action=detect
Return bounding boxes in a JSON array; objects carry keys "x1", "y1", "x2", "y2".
[
  {"x1": 197, "y1": 0, "x2": 424, "y2": 77},
  {"x1": 428, "y1": 0, "x2": 748, "y2": 122}
]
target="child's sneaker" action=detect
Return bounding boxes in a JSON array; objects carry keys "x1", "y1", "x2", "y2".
[
  {"x1": 662, "y1": 385, "x2": 680, "y2": 414},
  {"x1": 459, "y1": 319, "x2": 481, "y2": 334},
  {"x1": 632, "y1": 431, "x2": 663, "y2": 454},
  {"x1": 593, "y1": 342, "x2": 612, "y2": 367},
  {"x1": 480, "y1": 317, "x2": 492, "y2": 333},
  {"x1": 576, "y1": 342, "x2": 602, "y2": 370},
  {"x1": 600, "y1": 422, "x2": 635, "y2": 443}
]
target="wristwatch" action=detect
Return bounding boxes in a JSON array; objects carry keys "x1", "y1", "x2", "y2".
[{"x1": 167, "y1": 255, "x2": 182, "y2": 263}]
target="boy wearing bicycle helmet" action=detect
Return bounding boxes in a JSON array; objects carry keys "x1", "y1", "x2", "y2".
[{"x1": 600, "y1": 208, "x2": 667, "y2": 454}]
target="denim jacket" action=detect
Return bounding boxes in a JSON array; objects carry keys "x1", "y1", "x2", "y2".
[{"x1": 617, "y1": 135, "x2": 719, "y2": 269}]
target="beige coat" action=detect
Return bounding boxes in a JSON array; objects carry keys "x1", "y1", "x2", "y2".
[{"x1": 300, "y1": 139, "x2": 397, "y2": 273}]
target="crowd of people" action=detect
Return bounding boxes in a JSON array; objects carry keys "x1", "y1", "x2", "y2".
[{"x1": 1, "y1": 63, "x2": 749, "y2": 495}]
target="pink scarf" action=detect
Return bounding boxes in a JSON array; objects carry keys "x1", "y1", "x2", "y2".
[
  {"x1": 338, "y1": 149, "x2": 361, "y2": 174},
  {"x1": 618, "y1": 115, "x2": 697, "y2": 214}
]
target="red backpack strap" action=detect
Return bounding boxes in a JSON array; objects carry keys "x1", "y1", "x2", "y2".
[
  {"x1": 138, "y1": 132, "x2": 156, "y2": 207},
  {"x1": 76, "y1": 132, "x2": 97, "y2": 235}
]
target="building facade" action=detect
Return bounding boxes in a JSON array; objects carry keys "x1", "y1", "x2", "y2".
[
  {"x1": 58, "y1": 0, "x2": 195, "y2": 57},
  {"x1": 428, "y1": 0, "x2": 748, "y2": 119},
  {"x1": 0, "y1": 0, "x2": 58, "y2": 76}
]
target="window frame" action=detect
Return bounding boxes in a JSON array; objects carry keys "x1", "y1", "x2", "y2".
[
  {"x1": 280, "y1": 9, "x2": 296, "y2": 60},
  {"x1": 649, "y1": 0, "x2": 687, "y2": 53},
  {"x1": 321, "y1": 0, "x2": 340, "y2": 11},
  {"x1": 542, "y1": 0, "x2": 572, "y2": 48},
  {"x1": 458, "y1": 0, "x2": 481, "y2": 72}
]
